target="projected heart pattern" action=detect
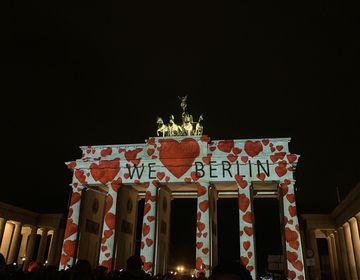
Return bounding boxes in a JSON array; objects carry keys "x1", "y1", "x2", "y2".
[
  {"x1": 61, "y1": 136, "x2": 303, "y2": 279},
  {"x1": 59, "y1": 183, "x2": 84, "y2": 270},
  {"x1": 280, "y1": 179, "x2": 305, "y2": 279},
  {"x1": 98, "y1": 179, "x2": 122, "y2": 270},
  {"x1": 195, "y1": 182, "x2": 210, "y2": 273},
  {"x1": 236, "y1": 177, "x2": 256, "y2": 277},
  {"x1": 139, "y1": 180, "x2": 158, "y2": 273}
]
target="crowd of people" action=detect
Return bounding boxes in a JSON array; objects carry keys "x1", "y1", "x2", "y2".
[{"x1": 0, "y1": 253, "x2": 252, "y2": 280}]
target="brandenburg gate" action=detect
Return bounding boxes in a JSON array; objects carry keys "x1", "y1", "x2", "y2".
[{"x1": 60, "y1": 97, "x2": 306, "y2": 280}]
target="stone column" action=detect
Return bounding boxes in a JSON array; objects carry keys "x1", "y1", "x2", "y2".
[
  {"x1": 343, "y1": 222, "x2": 358, "y2": 279},
  {"x1": 23, "y1": 226, "x2": 37, "y2": 270},
  {"x1": 330, "y1": 233, "x2": 340, "y2": 279},
  {"x1": 37, "y1": 228, "x2": 49, "y2": 263},
  {"x1": 47, "y1": 230, "x2": 59, "y2": 265},
  {"x1": 0, "y1": 218, "x2": 6, "y2": 248},
  {"x1": 308, "y1": 230, "x2": 321, "y2": 280},
  {"x1": 333, "y1": 231, "x2": 344, "y2": 277},
  {"x1": 98, "y1": 181, "x2": 120, "y2": 270},
  {"x1": 140, "y1": 180, "x2": 158, "y2": 275},
  {"x1": 235, "y1": 175, "x2": 256, "y2": 279},
  {"x1": 327, "y1": 236, "x2": 335, "y2": 280},
  {"x1": 356, "y1": 213, "x2": 360, "y2": 233},
  {"x1": 17, "y1": 228, "x2": 31, "y2": 264},
  {"x1": 8, "y1": 222, "x2": 22, "y2": 264},
  {"x1": 280, "y1": 179, "x2": 306, "y2": 280},
  {"x1": 338, "y1": 226, "x2": 351, "y2": 280},
  {"x1": 195, "y1": 181, "x2": 211, "y2": 277},
  {"x1": 349, "y1": 217, "x2": 360, "y2": 277},
  {"x1": 59, "y1": 184, "x2": 85, "y2": 270}
]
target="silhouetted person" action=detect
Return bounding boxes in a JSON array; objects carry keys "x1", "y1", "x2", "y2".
[
  {"x1": 0, "y1": 253, "x2": 10, "y2": 279},
  {"x1": 210, "y1": 261, "x2": 252, "y2": 280},
  {"x1": 71, "y1": 259, "x2": 93, "y2": 280},
  {"x1": 119, "y1": 256, "x2": 150, "y2": 280}
]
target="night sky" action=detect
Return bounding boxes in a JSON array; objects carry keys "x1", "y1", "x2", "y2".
[{"x1": 2, "y1": 0, "x2": 359, "y2": 268}]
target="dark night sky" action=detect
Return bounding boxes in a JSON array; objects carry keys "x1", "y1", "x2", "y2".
[{"x1": 1, "y1": 1, "x2": 360, "y2": 264}]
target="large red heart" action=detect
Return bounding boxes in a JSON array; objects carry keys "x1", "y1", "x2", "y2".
[
  {"x1": 75, "y1": 170, "x2": 87, "y2": 184},
  {"x1": 90, "y1": 159, "x2": 120, "y2": 184},
  {"x1": 244, "y1": 140, "x2": 263, "y2": 157},
  {"x1": 285, "y1": 227, "x2": 298, "y2": 242},
  {"x1": 105, "y1": 213, "x2": 115, "y2": 229},
  {"x1": 289, "y1": 205, "x2": 297, "y2": 217},
  {"x1": 287, "y1": 251, "x2": 298, "y2": 262},
  {"x1": 238, "y1": 194, "x2": 250, "y2": 212},
  {"x1": 240, "y1": 256, "x2": 249, "y2": 266},
  {"x1": 199, "y1": 200, "x2": 209, "y2": 212},
  {"x1": 217, "y1": 140, "x2": 234, "y2": 153},
  {"x1": 125, "y1": 148, "x2": 143, "y2": 165},
  {"x1": 159, "y1": 138, "x2": 200, "y2": 178},
  {"x1": 243, "y1": 211, "x2": 252, "y2": 224},
  {"x1": 64, "y1": 219, "x2": 78, "y2": 239},
  {"x1": 243, "y1": 241, "x2": 250, "y2": 251},
  {"x1": 63, "y1": 240, "x2": 76, "y2": 257}
]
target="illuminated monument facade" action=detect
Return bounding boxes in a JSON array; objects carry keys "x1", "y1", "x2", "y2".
[{"x1": 60, "y1": 97, "x2": 306, "y2": 280}]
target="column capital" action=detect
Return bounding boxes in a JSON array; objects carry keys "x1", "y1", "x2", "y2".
[{"x1": 349, "y1": 217, "x2": 358, "y2": 225}]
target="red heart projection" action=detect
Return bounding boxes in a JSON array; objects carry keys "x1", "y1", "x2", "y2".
[
  {"x1": 275, "y1": 161, "x2": 287, "y2": 177},
  {"x1": 147, "y1": 216, "x2": 155, "y2": 222},
  {"x1": 70, "y1": 192, "x2": 81, "y2": 206},
  {"x1": 64, "y1": 219, "x2": 78, "y2": 239},
  {"x1": 64, "y1": 240, "x2": 76, "y2": 257},
  {"x1": 244, "y1": 140, "x2": 263, "y2": 157},
  {"x1": 90, "y1": 159, "x2": 120, "y2": 184},
  {"x1": 217, "y1": 140, "x2": 234, "y2": 153},
  {"x1": 156, "y1": 172, "x2": 165, "y2": 180},
  {"x1": 240, "y1": 256, "x2": 249, "y2": 266},
  {"x1": 101, "y1": 147, "x2": 112, "y2": 157},
  {"x1": 143, "y1": 224, "x2": 150, "y2": 236},
  {"x1": 159, "y1": 138, "x2": 200, "y2": 178},
  {"x1": 75, "y1": 170, "x2": 87, "y2": 184},
  {"x1": 227, "y1": 154, "x2": 238, "y2": 162},
  {"x1": 293, "y1": 260, "x2": 304, "y2": 271},
  {"x1": 285, "y1": 227, "x2": 298, "y2": 242},
  {"x1": 196, "y1": 242, "x2": 204, "y2": 249},
  {"x1": 143, "y1": 262, "x2": 153, "y2": 271},
  {"x1": 289, "y1": 205, "x2": 297, "y2": 217},
  {"x1": 197, "y1": 184, "x2": 207, "y2": 196},
  {"x1": 244, "y1": 226, "x2": 253, "y2": 236},
  {"x1": 238, "y1": 194, "x2": 250, "y2": 212},
  {"x1": 202, "y1": 248, "x2": 209, "y2": 254},
  {"x1": 287, "y1": 251, "x2": 298, "y2": 262},
  {"x1": 243, "y1": 241, "x2": 250, "y2": 251},
  {"x1": 199, "y1": 200, "x2": 209, "y2": 212},
  {"x1": 104, "y1": 230, "x2": 113, "y2": 238},
  {"x1": 235, "y1": 175, "x2": 248, "y2": 189},
  {"x1": 287, "y1": 154, "x2": 297, "y2": 163},
  {"x1": 105, "y1": 213, "x2": 115, "y2": 229},
  {"x1": 243, "y1": 211, "x2": 253, "y2": 223},
  {"x1": 286, "y1": 194, "x2": 295, "y2": 203},
  {"x1": 197, "y1": 221, "x2": 206, "y2": 232},
  {"x1": 143, "y1": 203, "x2": 151, "y2": 215},
  {"x1": 146, "y1": 238, "x2": 153, "y2": 247},
  {"x1": 104, "y1": 195, "x2": 113, "y2": 214},
  {"x1": 289, "y1": 240, "x2": 299, "y2": 250},
  {"x1": 60, "y1": 254, "x2": 70, "y2": 266},
  {"x1": 202, "y1": 154, "x2": 211, "y2": 165},
  {"x1": 125, "y1": 148, "x2": 143, "y2": 165},
  {"x1": 233, "y1": 147, "x2": 242, "y2": 154}
]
